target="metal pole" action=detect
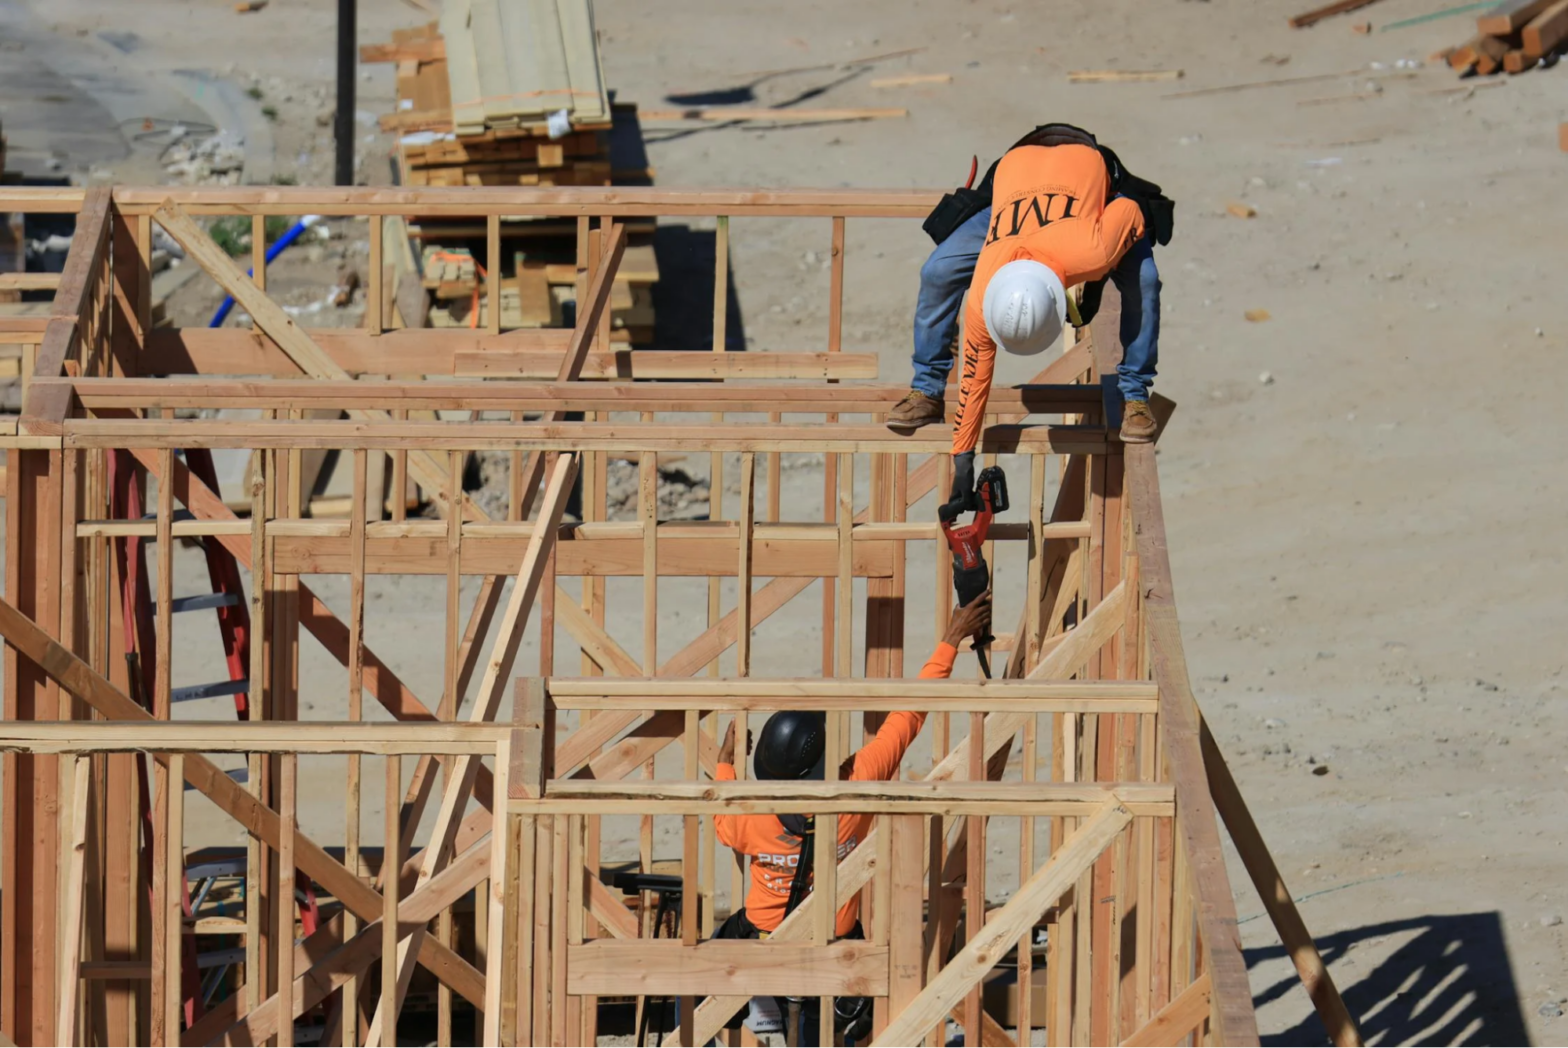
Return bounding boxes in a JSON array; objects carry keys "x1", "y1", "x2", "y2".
[{"x1": 334, "y1": 0, "x2": 357, "y2": 186}]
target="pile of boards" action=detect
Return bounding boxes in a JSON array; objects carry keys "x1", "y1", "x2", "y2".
[
  {"x1": 1443, "y1": 0, "x2": 1568, "y2": 75},
  {"x1": 364, "y1": 19, "x2": 618, "y2": 189},
  {"x1": 361, "y1": 1, "x2": 657, "y2": 342}
]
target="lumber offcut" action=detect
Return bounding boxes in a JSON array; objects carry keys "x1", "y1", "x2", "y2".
[
  {"x1": 1521, "y1": 0, "x2": 1568, "y2": 55},
  {"x1": 1477, "y1": 0, "x2": 1559, "y2": 33},
  {"x1": 1288, "y1": 0, "x2": 1382, "y2": 28}
]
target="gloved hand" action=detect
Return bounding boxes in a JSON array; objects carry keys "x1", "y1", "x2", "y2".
[{"x1": 940, "y1": 451, "x2": 976, "y2": 522}]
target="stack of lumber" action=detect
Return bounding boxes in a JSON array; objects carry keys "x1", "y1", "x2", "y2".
[
  {"x1": 398, "y1": 127, "x2": 610, "y2": 187},
  {"x1": 367, "y1": 20, "x2": 619, "y2": 188},
  {"x1": 1443, "y1": 0, "x2": 1568, "y2": 75},
  {"x1": 364, "y1": 3, "x2": 658, "y2": 341},
  {"x1": 442, "y1": 0, "x2": 608, "y2": 134}
]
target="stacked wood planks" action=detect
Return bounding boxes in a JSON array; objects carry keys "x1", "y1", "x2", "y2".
[
  {"x1": 368, "y1": 20, "x2": 620, "y2": 189},
  {"x1": 1442, "y1": 0, "x2": 1568, "y2": 75},
  {"x1": 398, "y1": 128, "x2": 610, "y2": 188},
  {"x1": 364, "y1": 4, "x2": 658, "y2": 341}
]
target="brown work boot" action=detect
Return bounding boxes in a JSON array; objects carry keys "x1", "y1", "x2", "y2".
[
  {"x1": 1120, "y1": 399, "x2": 1157, "y2": 444},
  {"x1": 886, "y1": 390, "x2": 944, "y2": 431}
]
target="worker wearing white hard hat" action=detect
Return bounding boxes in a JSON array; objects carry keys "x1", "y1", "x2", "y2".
[
  {"x1": 889, "y1": 125, "x2": 1172, "y2": 509},
  {"x1": 919, "y1": 135, "x2": 1167, "y2": 519}
]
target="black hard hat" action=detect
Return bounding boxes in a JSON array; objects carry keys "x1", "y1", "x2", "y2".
[{"x1": 754, "y1": 711, "x2": 826, "y2": 781}]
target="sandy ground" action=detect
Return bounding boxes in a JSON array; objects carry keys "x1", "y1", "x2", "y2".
[{"x1": 5, "y1": 0, "x2": 1568, "y2": 1043}]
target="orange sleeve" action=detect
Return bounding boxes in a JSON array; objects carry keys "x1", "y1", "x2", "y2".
[
  {"x1": 951, "y1": 292, "x2": 996, "y2": 456},
  {"x1": 848, "y1": 642, "x2": 955, "y2": 782}
]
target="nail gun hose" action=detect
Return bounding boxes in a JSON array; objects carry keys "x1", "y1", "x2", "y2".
[{"x1": 207, "y1": 215, "x2": 321, "y2": 327}]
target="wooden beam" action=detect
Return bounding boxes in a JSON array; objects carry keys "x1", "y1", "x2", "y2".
[
  {"x1": 545, "y1": 677, "x2": 1156, "y2": 709},
  {"x1": 113, "y1": 185, "x2": 942, "y2": 219},
  {"x1": 510, "y1": 781, "x2": 1172, "y2": 817},
  {"x1": 1287, "y1": 0, "x2": 1381, "y2": 28},
  {"x1": 0, "y1": 721, "x2": 509, "y2": 754},
  {"x1": 55, "y1": 756, "x2": 91, "y2": 1046},
  {"x1": 140, "y1": 330, "x2": 880, "y2": 380},
  {"x1": 268, "y1": 531, "x2": 898, "y2": 579},
  {"x1": 871, "y1": 803, "x2": 1132, "y2": 1047},
  {"x1": 1200, "y1": 721, "x2": 1359, "y2": 1045},
  {"x1": 566, "y1": 942, "x2": 889, "y2": 997},
  {"x1": 61, "y1": 418, "x2": 1099, "y2": 455},
  {"x1": 61, "y1": 377, "x2": 1101, "y2": 421}
]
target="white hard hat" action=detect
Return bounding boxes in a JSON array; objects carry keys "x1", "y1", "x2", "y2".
[{"x1": 982, "y1": 260, "x2": 1066, "y2": 356}]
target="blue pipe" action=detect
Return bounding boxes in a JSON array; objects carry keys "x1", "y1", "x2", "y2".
[{"x1": 207, "y1": 215, "x2": 322, "y2": 327}]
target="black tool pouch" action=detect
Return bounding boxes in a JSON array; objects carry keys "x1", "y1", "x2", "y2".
[{"x1": 922, "y1": 185, "x2": 988, "y2": 245}]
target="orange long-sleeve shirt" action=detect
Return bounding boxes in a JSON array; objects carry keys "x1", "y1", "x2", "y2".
[
  {"x1": 952, "y1": 144, "x2": 1146, "y2": 455},
  {"x1": 714, "y1": 642, "x2": 956, "y2": 935}
]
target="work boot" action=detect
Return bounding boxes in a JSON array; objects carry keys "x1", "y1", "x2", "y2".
[
  {"x1": 886, "y1": 390, "x2": 944, "y2": 431},
  {"x1": 1121, "y1": 399, "x2": 1157, "y2": 443}
]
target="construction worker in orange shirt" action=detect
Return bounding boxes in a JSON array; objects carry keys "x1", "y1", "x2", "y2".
[
  {"x1": 887, "y1": 124, "x2": 1174, "y2": 475},
  {"x1": 709, "y1": 592, "x2": 992, "y2": 1042}
]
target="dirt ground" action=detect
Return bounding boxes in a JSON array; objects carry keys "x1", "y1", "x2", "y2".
[{"x1": 5, "y1": 0, "x2": 1568, "y2": 1043}]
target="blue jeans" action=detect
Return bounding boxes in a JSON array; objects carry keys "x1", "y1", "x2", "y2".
[{"x1": 909, "y1": 205, "x2": 1162, "y2": 402}]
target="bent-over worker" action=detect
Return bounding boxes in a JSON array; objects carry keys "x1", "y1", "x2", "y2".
[{"x1": 886, "y1": 123, "x2": 1174, "y2": 467}]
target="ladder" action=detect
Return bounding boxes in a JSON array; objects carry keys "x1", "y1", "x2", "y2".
[{"x1": 109, "y1": 448, "x2": 320, "y2": 1025}]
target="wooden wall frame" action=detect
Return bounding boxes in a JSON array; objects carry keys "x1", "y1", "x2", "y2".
[{"x1": 0, "y1": 186, "x2": 1357, "y2": 1048}]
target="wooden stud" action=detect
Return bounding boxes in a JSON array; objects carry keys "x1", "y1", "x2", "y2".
[
  {"x1": 56, "y1": 755, "x2": 91, "y2": 1046},
  {"x1": 483, "y1": 741, "x2": 511, "y2": 1047},
  {"x1": 165, "y1": 752, "x2": 185, "y2": 1046},
  {"x1": 712, "y1": 216, "x2": 729, "y2": 353},
  {"x1": 277, "y1": 751, "x2": 295, "y2": 1047},
  {"x1": 641, "y1": 444, "x2": 658, "y2": 674},
  {"x1": 767, "y1": 413, "x2": 782, "y2": 524},
  {"x1": 837, "y1": 453, "x2": 853, "y2": 680},
  {"x1": 252, "y1": 214, "x2": 267, "y2": 293},
  {"x1": 817, "y1": 693, "x2": 842, "y2": 1046},
  {"x1": 963, "y1": 711, "x2": 984, "y2": 1045},
  {"x1": 391, "y1": 410, "x2": 408, "y2": 522},
  {"x1": 247, "y1": 438, "x2": 270, "y2": 1016},
  {"x1": 344, "y1": 448, "x2": 367, "y2": 1032},
  {"x1": 1018, "y1": 714, "x2": 1038, "y2": 1042},
  {"x1": 828, "y1": 217, "x2": 845, "y2": 355},
  {"x1": 382, "y1": 754, "x2": 401, "y2": 1047},
  {"x1": 737, "y1": 453, "x2": 756, "y2": 676},
  {"x1": 367, "y1": 216, "x2": 383, "y2": 336},
  {"x1": 438, "y1": 451, "x2": 462, "y2": 1042},
  {"x1": 487, "y1": 213, "x2": 502, "y2": 335}
]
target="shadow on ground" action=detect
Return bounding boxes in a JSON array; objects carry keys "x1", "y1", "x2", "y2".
[
  {"x1": 1249, "y1": 912, "x2": 1530, "y2": 1046},
  {"x1": 650, "y1": 226, "x2": 747, "y2": 352}
]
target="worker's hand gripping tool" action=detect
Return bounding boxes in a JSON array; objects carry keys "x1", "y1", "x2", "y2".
[{"x1": 939, "y1": 464, "x2": 1009, "y2": 676}]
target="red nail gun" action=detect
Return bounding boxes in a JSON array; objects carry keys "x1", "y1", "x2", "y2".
[{"x1": 938, "y1": 465, "x2": 1008, "y2": 677}]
